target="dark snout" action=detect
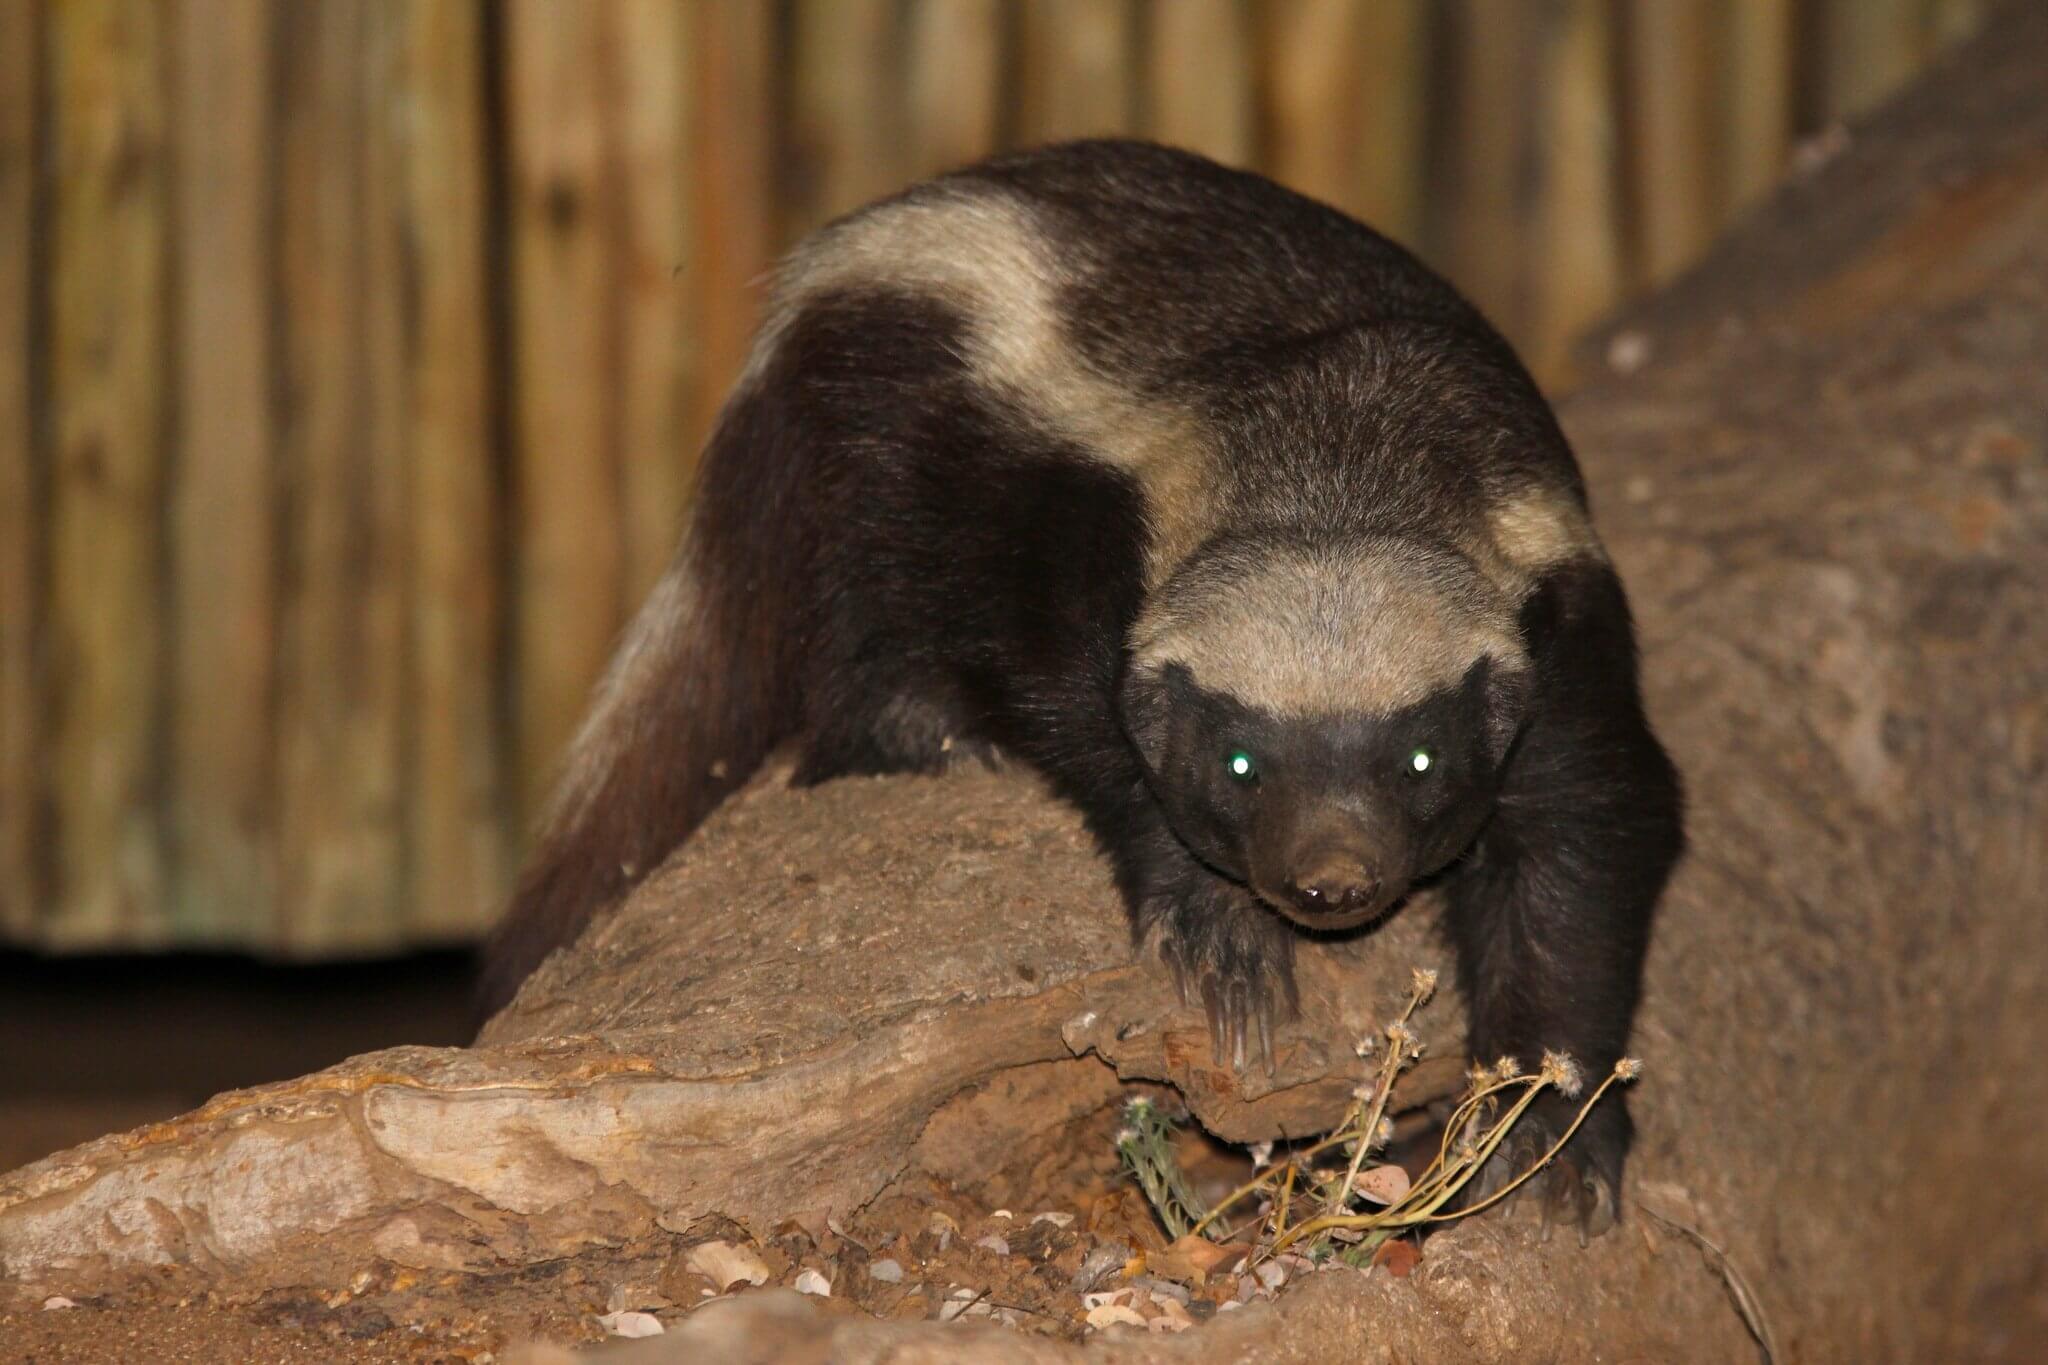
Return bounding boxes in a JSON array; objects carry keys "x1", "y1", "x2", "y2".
[{"x1": 1255, "y1": 810, "x2": 1409, "y2": 929}]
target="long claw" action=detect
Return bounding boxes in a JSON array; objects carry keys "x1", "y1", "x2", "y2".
[
  {"x1": 1255, "y1": 993, "x2": 1277, "y2": 1075},
  {"x1": 1202, "y1": 979, "x2": 1228, "y2": 1058}
]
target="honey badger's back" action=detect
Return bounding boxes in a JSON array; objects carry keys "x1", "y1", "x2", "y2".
[{"x1": 479, "y1": 139, "x2": 1609, "y2": 1018}]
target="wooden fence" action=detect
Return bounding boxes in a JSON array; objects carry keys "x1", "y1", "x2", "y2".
[{"x1": 0, "y1": 0, "x2": 1986, "y2": 954}]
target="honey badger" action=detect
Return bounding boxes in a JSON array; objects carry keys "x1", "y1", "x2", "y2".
[{"x1": 482, "y1": 140, "x2": 1683, "y2": 1234}]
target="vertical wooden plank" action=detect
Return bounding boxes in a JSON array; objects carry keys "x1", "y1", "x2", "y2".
[
  {"x1": 45, "y1": 0, "x2": 170, "y2": 945},
  {"x1": 1016, "y1": 0, "x2": 1138, "y2": 145},
  {"x1": 276, "y1": 0, "x2": 405, "y2": 951},
  {"x1": 1622, "y1": 0, "x2": 1721, "y2": 288},
  {"x1": 169, "y1": 0, "x2": 275, "y2": 942},
  {"x1": 1527, "y1": 0, "x2": 1624, "y2": 384},
  {"x1": 0, "y1": 0, "x2": 41, "y2": 938},
  {"x1": 504, "y1": 0, "x2": 626, "y2": 824},
  {"x1": 1262, "y1": 0, "x2": 1426, "y2": 244},
  {"x1": 350, "y1": 0, "x2": 417, "y2": 953},
  {"x1": 691, "y1": 1, "x2": 777, "y2": 435},
  {"x1": 1146, "y1": 0, "x2": 1253, "y2": 166},
  {"x1": 1434, "y1": 0, "x2": 1543, "y2": 344},
  {"x1": 1926, "y1": 0, "x2": 1987, "y2": 50},
  {"x1": 905, "y1": 0, "x2": 1001, "y2": 180},
  {"x1": 1820, "y1": 0, "x2": 1925, "y2": 121},
  {"x1": 1725, "y1": 0, "x2": 1796, "y2": 212},
  {"x1": 613, "y1": 1, "x2": 699, "y2": 605},
  {"x1": 396, "y1": 0, "x2": 509, "y2": 940},
  {"x1": 788, "y1": 0, "x2": 906, "y2": 239}
]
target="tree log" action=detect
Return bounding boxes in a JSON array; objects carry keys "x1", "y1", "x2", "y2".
[{"x1": 5, "y1": 9, "x2": 2047, "y2": 1359}]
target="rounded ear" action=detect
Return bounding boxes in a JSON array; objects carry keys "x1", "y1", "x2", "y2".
[
  {"x1": 1470, "y1": 656, "x2": 1531, "y2": 763},
  {"x1": 1117, "y1": 661, "x2": 1183, "y2": 776}
]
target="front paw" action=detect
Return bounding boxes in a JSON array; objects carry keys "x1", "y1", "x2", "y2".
[
  {"x1": 1462, "y1": 1088, "x2": 1628, "y2": 1245},
  {"x1": 1153, "y1": 882, "x2": 1299, "y2": 1074}
]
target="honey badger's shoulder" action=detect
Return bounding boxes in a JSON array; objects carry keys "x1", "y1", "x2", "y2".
[{"x1": 745, "y1": 139, "x2": 1600, "y2": 596}]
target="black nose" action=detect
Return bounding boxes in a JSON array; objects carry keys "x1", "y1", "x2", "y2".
[{"x1": 1286, "y1": 858, "x2": 1379, "y2": 917}]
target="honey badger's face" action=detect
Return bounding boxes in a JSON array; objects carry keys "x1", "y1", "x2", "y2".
[{"x1": 1123, "y1": 539, "x2": 1530, "y2": 928}]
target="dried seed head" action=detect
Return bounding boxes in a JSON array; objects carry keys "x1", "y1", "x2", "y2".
[
  {"x1": 1373, "y1": 1116, "x2": 1394, "y2": 1146},
  {"x1": 1614, "y1": 1057, "x2": 1644, "y2": 1081},
  {"x1": 1539, "y1": 1050, "x2": 1584, "y2": 1098},
  {"x1": 1466, "y1": 1062, "x2": 1497, "y2": 1091},
  {"x1": 1385, "y1": 1020, "x2": 1415, "y2": 1048},
  {"x1": 1410, "y1": 967, "x2": 1439, "y2": 1001},
  {"x1": 1354, "y1": 1035, "x2": 1377, "y2": 1057},
  {"x1": 1494, "y1": 1055, "x2": 1523, "y2": 1080}
]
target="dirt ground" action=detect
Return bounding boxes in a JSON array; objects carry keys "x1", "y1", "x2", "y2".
[{"x1": 2, "y1": 1096, "x2": 1383, "y2": 1363}]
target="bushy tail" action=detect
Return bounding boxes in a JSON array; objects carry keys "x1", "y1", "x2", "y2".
[{"x1": 476, "y1": 516, "x2": 789, "y2": 1021}]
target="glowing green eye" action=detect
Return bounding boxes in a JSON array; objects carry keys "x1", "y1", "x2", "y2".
[
  {"x1": 1226, "y1": 750, "x2": 1257, "y2": 781},
  {"x1": 1408, "y1": 747, "x2": 1435, "y2": 776}
]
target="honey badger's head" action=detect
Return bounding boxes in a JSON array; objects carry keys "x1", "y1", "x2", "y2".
[{"x1": 1122, "y1": 535, "x2": 1530, "y2": 929}]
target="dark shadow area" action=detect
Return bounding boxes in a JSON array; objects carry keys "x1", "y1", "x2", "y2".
[{"x1": 0, "y1": 949, "x2": 476, "y2": 1170}]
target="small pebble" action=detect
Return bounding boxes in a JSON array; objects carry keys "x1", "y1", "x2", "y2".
[
  {"x1": 596, "y1": 1310, "x2": 664, "y2": 1339},
  {"x1": 794, "y1": 1269, "x2": 832, "y2": 1297},
  {"x1": 869, "y1": 1258, "x2": 905, "y2": 1284},
  {"x1": 1606, "y1": 329, "x2": 1652, "y2": 375},
  {"x1": 974, "y1": 1234, "x2": 1011, "y2": 1256}
]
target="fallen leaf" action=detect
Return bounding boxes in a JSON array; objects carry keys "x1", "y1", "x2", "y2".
[
  {"x1": 1147, "y1": 1295, "x2": 1195, "y2": 1333},
  {"x1": 684, "y1": 1240, "x2": 770, "y2": 1292},
  {"x1": 1146, "y1": 1234, "x2": 1250, "y2": 1286},
  {"x1": 1086, "y1": 1303, "x2": 1150, "y2": 1330},
  {"x1": 1372, "y1": 1239, "x2": 1422, "y2": 1278},
  {"x1": 1356, "y1": 1164, "x2": 1412, "y2": 1206}
]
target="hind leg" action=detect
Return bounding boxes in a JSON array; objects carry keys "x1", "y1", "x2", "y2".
[{"x1": 793, "y1": 678, "x2": 998, "y2": 784}]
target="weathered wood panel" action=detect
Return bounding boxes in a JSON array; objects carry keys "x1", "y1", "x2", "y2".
[
  {"x1": 904, "y1": 0, "x2": 1001, "y2": 181},
  {"x1": 1, "y1": 0, "x2": 1997, "y2": 953},
  {"x1": 1725, "y1": 0, "x2": 1796, "y2": 210},
  {"x1": 1016, "y1": 0, "x2": 1138, "y2": 144},
  {"x1": 0, "y1": 0, "x2": 42, "y2": 938},
  {"x1": 1146, "y1": 0, "x2": 1253, "y2": 166},
  {"x1": 1262, "y1": 0, "x2": 1426, "y2": 247},
  {"x1": 788, "y1": 0, "x2": 907, "y2": 238},
  {"x1": 1527, "y1": 0, "x2": 1625, "y2": 381},
  {"x1": 503, "y1": 0, "x2": 629, "y2": 826},
  {"x1": 274, "y1": 0, "x2": 406, "y2": 951},
  {"x1": 396, "y1": 0, "x2": 510, "y2": 942},
  {"x1": 690, "y1": 0, "x2": 776, "y2": 433},
  {"x1": 1622, "y1": 0, "x2": 1723, "y2": 287},
  {"x1": 1434, "y1": 0, "x2": 1544, "y2": 345},
  {"x1": 612, "y1": 1, "x2": 700, "y2": 616},
  {"x1": 169, "y1": 0, "x2": 275, "y2": 942},
  {"x1": 45, "y1": 0, "x2": 171, "y2": 945}
]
